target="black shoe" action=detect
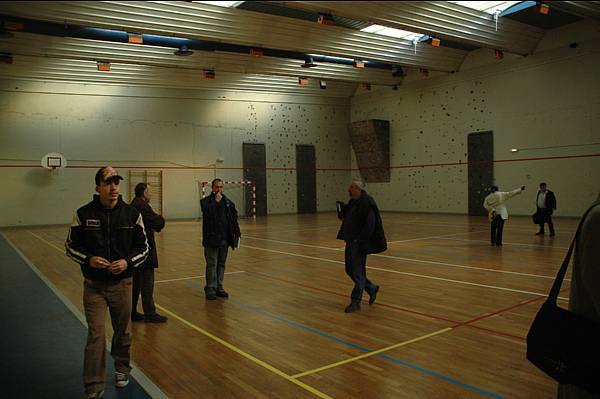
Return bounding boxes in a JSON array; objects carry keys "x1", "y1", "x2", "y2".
[
  {"x1": 344, "y1": 302, "x2": 360, "y2": 313},
  {"x1": 216, "y1": 290, "x2": 229, "y2": 298},
  {"x1": 535, "y1": 231, "x2": 544, "y2": 235},
  {"x1": 549, "y1": 233, "x2": 555, "y2": 237},
  {"x1": 131, "y1": 312, "x2": 144, "y2": 322},
  {"x1": 368, "y1": 285, "x2": 379, "y2": 305},
  {"x1": 206, "y1": 293, "x2": 217, "y2": 300},
  {"x1": 144, "y1": 313, "x2": 168, "y2": 323},
  {"x1": 496, "y1": 243, "x2": 502, "y2": 246}
]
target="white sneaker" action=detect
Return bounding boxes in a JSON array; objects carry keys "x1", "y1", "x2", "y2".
[{"x1": 115, "y1": 371, "x2": 129, "y2": 388}]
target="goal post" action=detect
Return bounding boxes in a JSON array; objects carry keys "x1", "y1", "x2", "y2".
[{"x1": 199, "y1": 180, "x2": 256, "y2": 219}]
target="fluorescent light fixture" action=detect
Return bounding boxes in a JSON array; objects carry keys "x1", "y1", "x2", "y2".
[
  {"x1": 192, "y1": 1, "x2": 245, "y2": 7},
  {"x1": 449, "y1": 1, "x2": 521, "y2": 14},
  {"x1": 511, "y1": 148, "x2": 519, "y2": 152},
  {"x1": 361, "y1": 24, "x2": 424, "y2": 41}
]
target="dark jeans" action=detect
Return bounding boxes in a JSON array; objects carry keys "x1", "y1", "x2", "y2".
[
  {"x1": 132, "y1": 266, "x2": 156, "y2": 316},
  {"x1": 491, "y1": 215, "x2": 505, "y2": 245},
  {"x1": 204, "y1": 245, "x2": 229, "y2": 294},
  {"x1": 344, "y1": 242, "x2": 377, "y2": 304},
  {"x1": 537, "y1": 208, "x2": 555, "y2": 234}
]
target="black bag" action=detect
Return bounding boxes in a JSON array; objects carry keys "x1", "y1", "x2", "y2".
[
  {"x1": 532, "y1": 211, "x2": 542, "y2": 225},
  {"x1": 526, "y1": 202, "x2": 600, "y2": 394}
]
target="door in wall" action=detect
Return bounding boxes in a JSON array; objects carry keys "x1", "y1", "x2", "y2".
[
  {"x1": 296, "y1": 144, "x2": 317, "y2": 214},
  {"x1": 243, "y1": 143, "x2": 267, "y2": 216},
  {"x1": 468, "y1": 131, "x2": 494, "y2": 216}
]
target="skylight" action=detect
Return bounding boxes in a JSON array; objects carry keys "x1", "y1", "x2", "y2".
[
  {"x1": 449, "y1": 1, "x2": 521, "y2": 14},
  {"x1": 192, "y1": 1, "x2": 245, "y2": 7},
  {"x1": 360, "y1": 25, "x2": 424, "y2": 42}
]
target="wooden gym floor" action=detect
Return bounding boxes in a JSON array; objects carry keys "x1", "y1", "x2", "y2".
[{"x1": 2, "y1": 212, "x2": 576, "y2": 399}]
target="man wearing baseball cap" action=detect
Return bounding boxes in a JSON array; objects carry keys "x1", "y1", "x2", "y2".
[{"x1": 66, "y1": 166, "x2": 149, "y2": 399}]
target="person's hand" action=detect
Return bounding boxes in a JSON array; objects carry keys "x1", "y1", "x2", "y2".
[
  {"x1": 521, "y1": 186, "x2": 526, "y2": 191},
  {"x1": 90, "y1": 256, "x2": 110, "y2": 269},
  {"x1": 108, "y1": 259, "x2": 128, "y2": 274}
]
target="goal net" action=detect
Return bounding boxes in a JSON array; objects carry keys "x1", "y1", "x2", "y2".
[{"x1": 199, "y1": 180, "x2": 256, "y2": 219}]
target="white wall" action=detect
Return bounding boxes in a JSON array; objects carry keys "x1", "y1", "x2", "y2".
[
  {"x1": 350, "y1": 23, "x2": 600, "y2": 217},
  {"x1": 0, "y1": 81, "x2": 351, "y2": 226}
]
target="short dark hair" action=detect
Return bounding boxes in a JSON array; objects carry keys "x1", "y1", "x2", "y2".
[
  {"x1": 212, "y1": 178, "x2": 223, "y2": 188},
  {"x1": 491, "y1": 185, "x2": 499, "y2": 192},
  {"x1": 539, "y1": 182, "x2": 547, "y2": 187},
  {"x1": 134, "y1": 182, "x2": 148, "y2": 198}
]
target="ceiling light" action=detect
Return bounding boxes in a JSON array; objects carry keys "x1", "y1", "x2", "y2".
[
  {"x1": 448, "y1": 1, "x2": 521, "y2": 15},
  {"x1": 174, "y1": 45, "x2": 194, "y2": 56},
  {"x1": 511, "y1": 148, "x2": 519, "y2": 152},
  {"x1": 360, "y1": 24, "x2": 424, "y2": 41},
  {"x1": 192, "y1": 1, "x2": 245, "y2": 8}
]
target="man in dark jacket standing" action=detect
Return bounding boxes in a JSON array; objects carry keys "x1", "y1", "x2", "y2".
[
  {"x1": 337, "y1": 180, "x2": 387, "y2": 313},
  {"x1": 536, "y1": 182, "x2": 557, "y2": 236},
  {"x1": 65, "y1": 167, "x2": 148, "y2": 399},
  {"x1": 130, "y1": 182, "x2": 167, "y2": 323},
  {"x1": 200, "y1": 178, "x2": 241, "y2": 300}
]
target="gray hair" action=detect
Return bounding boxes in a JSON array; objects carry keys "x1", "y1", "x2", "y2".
[{"x1": 352, "y1": 179, "x2": 366, "y2": 191}]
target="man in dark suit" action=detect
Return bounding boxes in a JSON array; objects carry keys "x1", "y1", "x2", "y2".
[
  {"x1": 536, "y1": 182, "x2": 557, "y2": 236},
  {"x1": 130, "y1": 183, "x2": 167, "y2": 323},
  {"x1": 337, "y1": 180, "x2": 387, "y2": 313},
  {"x1": 200, "y1": 178, "x2": 241, "y2": 300}
]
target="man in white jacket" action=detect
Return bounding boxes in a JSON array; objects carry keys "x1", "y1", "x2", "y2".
[{"x1": 483, "y1": 185, "x2": 526, "y2": 246}]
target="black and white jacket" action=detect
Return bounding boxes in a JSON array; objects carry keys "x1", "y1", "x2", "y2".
[{"x1": 66, "y1": 195, "x2": 149, "y2": 281}]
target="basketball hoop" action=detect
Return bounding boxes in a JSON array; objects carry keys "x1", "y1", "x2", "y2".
[{"x1": 41, "y1": 152, "x2": 67, "y2": 173}]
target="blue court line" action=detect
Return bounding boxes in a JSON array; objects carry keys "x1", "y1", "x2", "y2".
[{"x1": 230, "y1": 299, "x2": 505, "y2": 399}]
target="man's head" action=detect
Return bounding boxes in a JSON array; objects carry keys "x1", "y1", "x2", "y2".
[
  {"x1": 134, "y1": 182, "x2": 151, "y2": 201},
  {"x1": 490, "y1": 185, "x2": 499, "y2": 193},
  {"x1": 95, "y1": 166, "x2": 123, "y2": 203},
  {"x1": 539, "y1": 182, "x2": 547, "y2": 193},
  {"x1": 349, "y1": 180, "x2": 365, "y2": 200},
  {"x1": 212, "y1": 178, "x2": 224, "y2": 195}
]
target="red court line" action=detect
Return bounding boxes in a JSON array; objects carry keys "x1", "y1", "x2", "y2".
[
  {"x1": 2, "y1": 152, "x2": 598, "y2": 171},
  {"x1": 456, "y1": 287, "x2": 570, "y2": 328},
  {"x1": 251, "y1": 271, "x2": 529, "y2": 341}
]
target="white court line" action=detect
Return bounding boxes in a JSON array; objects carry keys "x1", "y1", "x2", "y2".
[
  {"x1": 386, "y1": 230, "x2": 489, "y2": 244},
  {"x1": 240, "y1": 244, "x2": 568, "y2": 301},
  {"x1": 244, "y1": 235, "x2": 341, "y2": 251},
  {"x1": 29, "y1": 230, "x2": 64, "y2": 252},
  {"x1": 156, "y1": 271, "x2": 246, "y2": 283},
  {"x1": 242, "y1": 235, "x2": 566, "y2": 281},
  {"x1": 437, "y1": 236, "x2": 570, "y2": 250},
  {"x1": 3, "y1": 232, "x2": 169, "y2": 399}
]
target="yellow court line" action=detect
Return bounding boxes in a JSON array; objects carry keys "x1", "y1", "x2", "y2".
[
  {"x1": 155, "y1": 304, "x2": 333, "y2": 399},
  {"x1": 292, "y1": 327, "x2": 453, "y2": 379}
]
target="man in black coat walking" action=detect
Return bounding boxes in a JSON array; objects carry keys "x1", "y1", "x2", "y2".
[
  {"x1": 130, "y1": 183, "x2": 167, "y2": 323},
  {"x1": 337, "y1": 180, "x2": 387, "y2": 313},
  {"x1": 535, "y1": 182, "x2": 557, "y2": 236},
  {"x1": 200, "y1": 178, "x2": 241, "y2": 300}
]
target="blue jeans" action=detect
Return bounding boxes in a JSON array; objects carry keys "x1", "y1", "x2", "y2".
[
  {"x1": 204, "y1": 245, "x2": 229, "y2": 294},
  {"x1": 344, "y1": 242, "x2": 377, "y2": 304}
]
